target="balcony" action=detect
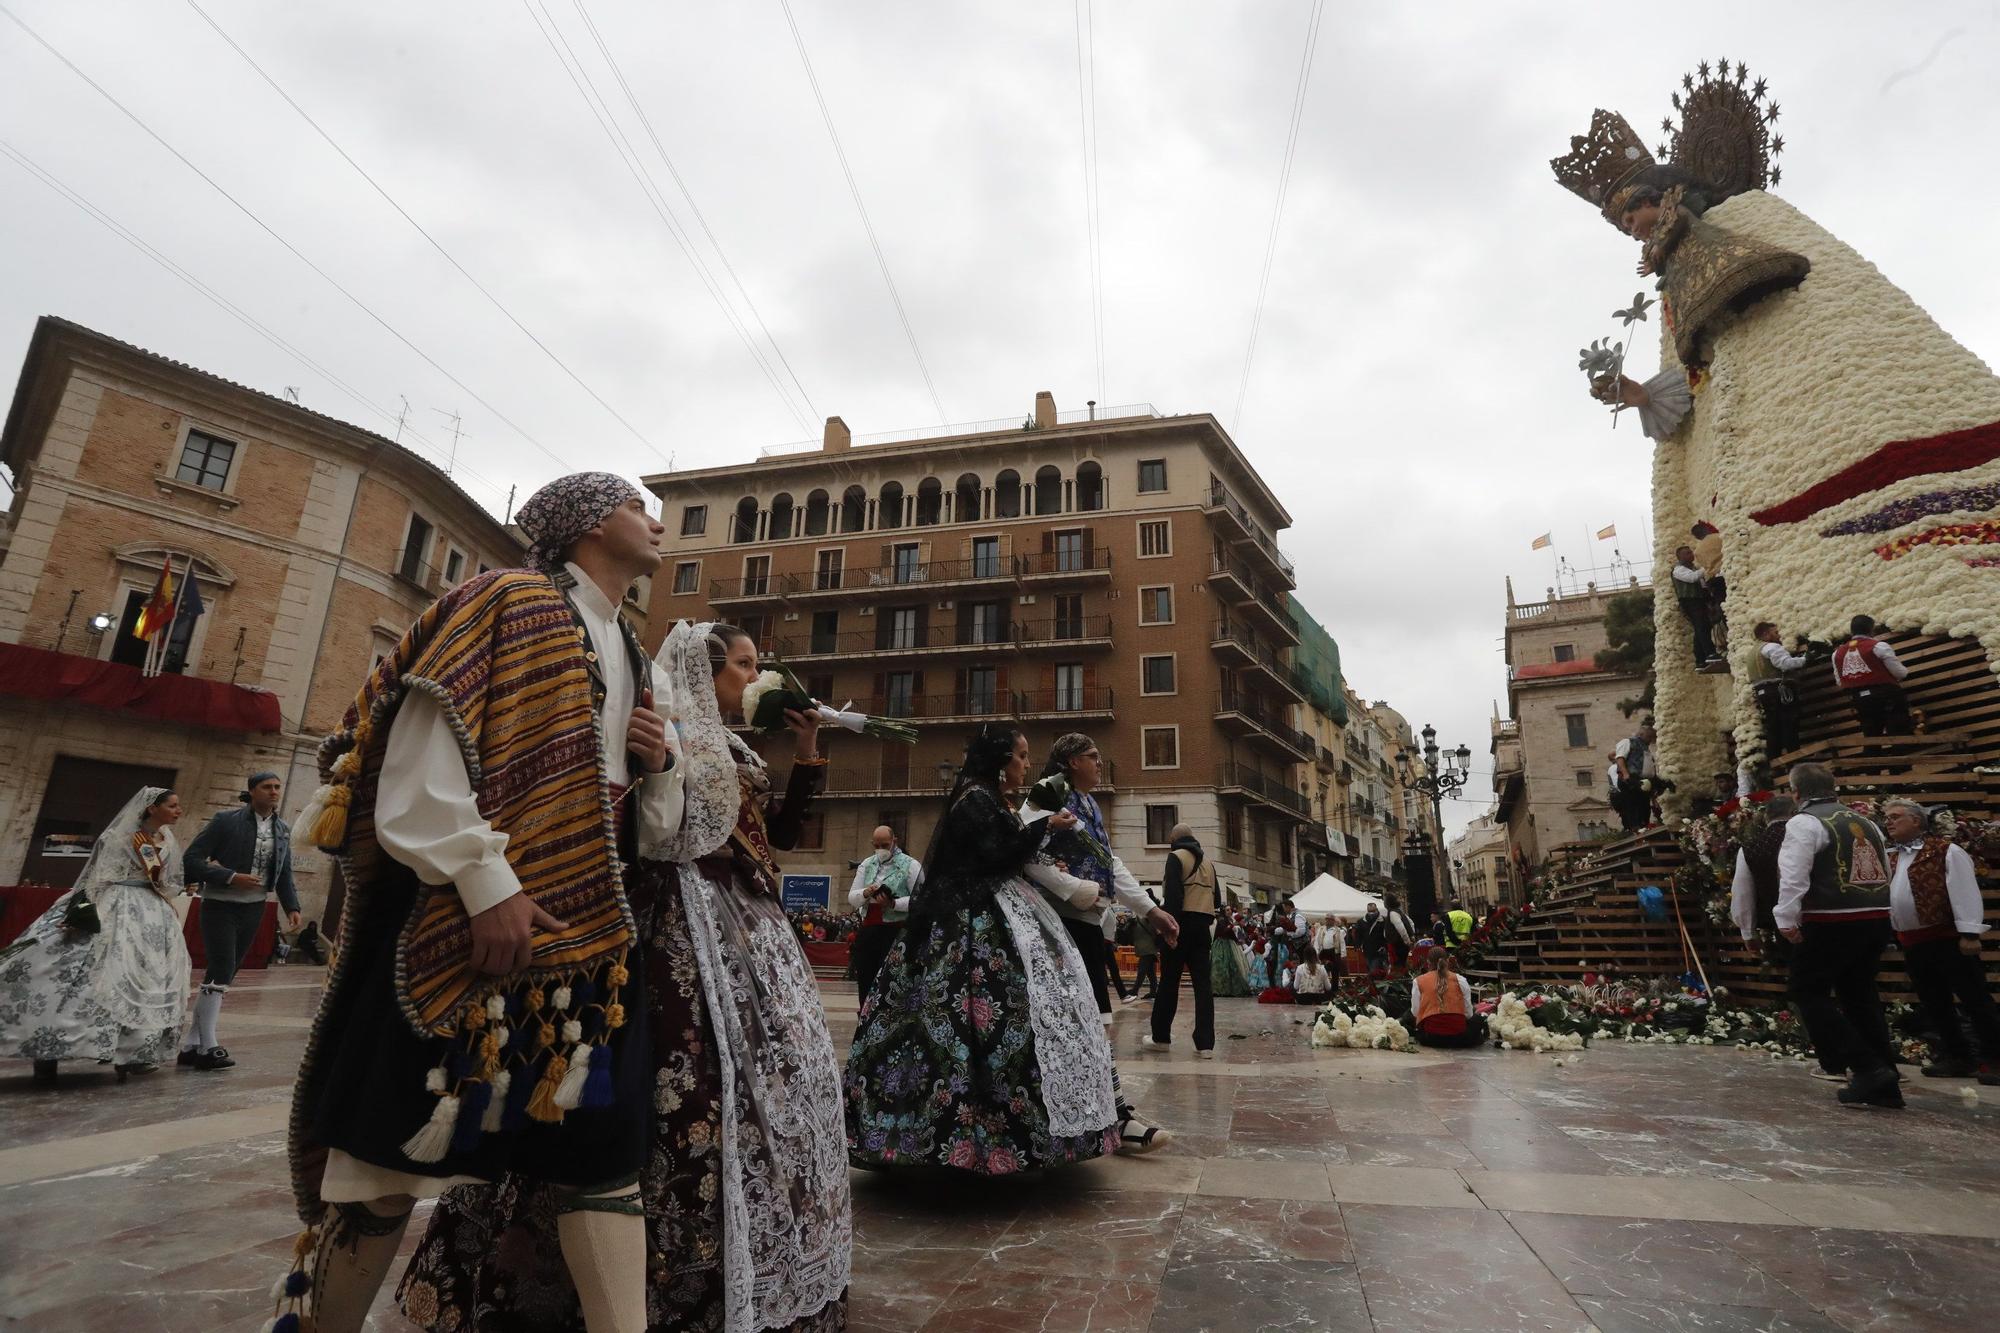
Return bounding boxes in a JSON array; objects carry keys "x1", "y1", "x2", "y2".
[
  {"x1": 1240, "y1": 524, "x2": 1297, "y2": 588},
  {"x1": 1015, "y1": 547, "x2": 1112, "y2": 584},
  {"x1": 1210, "y1": 618, "x2": 1258, "y2": 667},
  {"x1": 1207, "y1": 553, "x2": 1253, "y2": 602},
  {"x1": 1203, "y1": 480, "x2": 1295, "y2": 589},
  {"x1": 1016, "y1": 614, "x2": 1114, "y2": 652},
  {"x1": 776, "y1": 621, "x2": 1014, "y2": 664},
  {"x1": 1236, "y1": 585, "x2": 1301, "y2": 644},
  {"x1": 1213, "y1": 687, "x2": 1315, "y2": 762},
  {"x1": 817, "y1": 756, "x2": 1119, "y2": 800},
  {"x1": 855, "y1": 691, "x2": 1017, "y2": 726},
  {"x1": 1316, "y1": 744, "x2": 1339, "y2": 773},
  {"x1": 709, "y1": 571, "x2": 799, "y2": 605},
  {"x1": 1015, "y1": 685, "x2": 1115, "y2": 721},
  {"x1": 1215, "y1": 762, "x2": 1311, "y2": 819},
  {"x1": 792, "y1": 555, "x2": 1018, "y2": 603}
]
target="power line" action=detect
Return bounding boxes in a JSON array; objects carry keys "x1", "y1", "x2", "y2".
[
  {"x1": 0, "y1": 1, "x2": 576, "y2": 479},
  {"x1": 568, "y1": 0, "x2": 822, "y2": 427},
  {"x1": 776, "y1": 0, "x2": 948, "y2": 423},
  {"x1": 521, "y1": 0, "x2": 816, "y2": 437},
  {"x1": 0, "y1": 137, "x2": 519, "y2": 519},
  {"x1": 1072, "y1": 0, "x2": 1106, "y2": 404},
  {"x1": 179, "y1": 0, "x2": 673, "y2": 468},
  {"x1": 1232, "y1": 0, "x2": 1324, "y2": 431}
]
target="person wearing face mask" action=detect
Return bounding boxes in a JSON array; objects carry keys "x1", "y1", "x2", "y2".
[{"x1": 847, "y1": 825, "x2": 923, "y2": 1002}]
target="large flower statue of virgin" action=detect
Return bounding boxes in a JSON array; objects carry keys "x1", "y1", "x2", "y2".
[{"x1": 1554, "y1": 61, "x2": 2000, "y2": 790}]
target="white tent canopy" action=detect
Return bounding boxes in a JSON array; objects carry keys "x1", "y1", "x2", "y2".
[{"x1": 1288, "y1": 873, "x2": 1384, "y2": 919}]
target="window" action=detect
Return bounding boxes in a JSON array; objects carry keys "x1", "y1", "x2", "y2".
[
  {"x1": 966, "y1": 601, "x2": 1005, "y2": 645},
  {"x1": 892, "y1": 543, "x2": 922, "y2": 583},
  {"x1": 888, "y1": 607, "x2": 919, "y2": 650},
  {"x1": 370, "y1": 628, "x2": 400, "y2": 669},
  {"x1": 1279, "y1": 829, "x2": 1292, "y2": 867},
  {"x1": 443, "y1": 548, "x2": 465, "y2": 585},
  {"x1": 1138, "y1": 519, "x2": 1171, "y2": 558},
  {"x1": 1053, "y1": 594, "x2": 1083, "y2": 640},
  {"x1": 807, "y1": 673, "x2": 835, "y2": 701},
  {"x1": 1224, "y1": 804, "x2": 1243, "y2": 851},
  {"x1": 878, "y1": 809, "x2": 909, "y2": 848},
  {"x1": 880, "y1": 743, "x2": 909, "y2": 790},
  {"x1": 815, "y1": 549, "x2": 844, "y2": 590},
  {"x1": 811, "y1": 610, "x2": 840, "y2": 655},
  {"x1": 743, "y1": 554, "x2": 770, "y2": 596},
  {"x1": 971, "y1": 536, "x2": 1001, "y2": 578},
  {"x1": 672, "y1": 561, "x2": 700, "y2": 595},
  {"x1": 1141, "y1": 654, "x2": 1176, "y2": 695},
  {"x1": 1138, "y1": 586, "x2": 1173, "y2": 625},
  {"x1": 964, "y1": 666, "x2": 998, "y2": 714},
  {"x1": 1563, "y1": 713, "x2": 1590, "y2": 748},
  {"x1": 1141, "y1": 725, "x2": 1179, "y2": 769},
  {"x1": 1553, "y1": 643, "x2": 1577, "y2": 663},
  {"x1": 1055, "y1": 663, "x2": 1084, "y2": 711},
  {"x1": 108, "y1": 587, "x2": 154, "y2": 668},
  {"x1": 1145, "y1": 805, "x2": 1179, "y2": 846},
  {"x1": 399, "y1": 513, "x2": 433, "y2": 584},
  {"x1": 1575, "y1": 769, "x2": 1593, "y2": 788},
  {"x1": 1254, "y1": 820, "x2": 1269, "y2": 859},
  {"x1": 680, "y1": 505, "x2": 707, "y2": 537},
  {"x1": 174, "y1": 428, "x2": 237, "y2": 491},
  {"x1": 1137, "y1": 459, "x2": 1167, "y2": 493},
  {"x1": 884, "y1": 671, "x2": 916, "y2": 717},
  {"x1": 1053, "y1": 529, "x2": 1085, "y2": 572}
]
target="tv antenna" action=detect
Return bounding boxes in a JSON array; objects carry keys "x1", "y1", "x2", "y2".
[{"x1": 432, "y1": 408, "x2": 468, "y2": 474}]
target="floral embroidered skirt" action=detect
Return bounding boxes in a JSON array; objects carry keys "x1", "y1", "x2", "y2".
[
  {"x1": 844, "y1": 901, "x2": 1118, "y2": 1175},
  {"x1": 397, "y1": 861, "x2": 847, "y2": 1332},
  {"x1": 1211, "y1": 942, "x2": 1250, "y2": 998}
]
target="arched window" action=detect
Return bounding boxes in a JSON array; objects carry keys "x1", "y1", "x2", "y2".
[
  {"x1": 1033, "y1": 465, "x2": 1063, "y2": 516},
  {"x1": 877, "y1": 480, "x2": 905, "y2": 530},
  {"x1": 1075, "y1": 461, "x2": 1104, "y2": 512},
  {"x1": 994, "y1": 469, "x2": 1021, "y2": 518},
  {"x1": 804, "y1": 489, "x2": 831, "y2": 537},
  {"x1": 915, "y1": 477, "x2": 942, "y2": 527},
  {"x1": 954, "y1": 473, "x2": 982, "y2": 524},
  {"x1": 731, "y1": 496, "x2": 759, "y2": 544},
  {"x1": 768, "y1": 492, "x2": 794, "y2": 541},
  {"x1": 841, "y1": 484, "x2": 868, "y2": 533}
]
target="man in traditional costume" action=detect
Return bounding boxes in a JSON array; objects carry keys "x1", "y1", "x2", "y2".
[
  {"x1": 1749, "y1": 623, "x2": 1808, "y2": 759},
  {"x1": 1832, "y1": 615, "x2": 1913, "y2": 737},
  {"x1": 277, "y1": 473, "x2": 676, "y2": 1333},
  {"x1": 846, "y1": 823, "x2": 921, "y2": 1000},
  {"x1": 1880, "y1": 799, "x2": 1999, "y2": 1086},
  {"x1": 181, "y1": 770, "x2": 301, "y2": 1071}
]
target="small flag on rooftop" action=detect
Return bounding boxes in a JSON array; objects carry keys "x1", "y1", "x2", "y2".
[
  {"x1": 1596, "y1": 523, "x2": 1617, "y2": 540},
  {"x1": 1530, "y1": 532, "x2": 1553, "y2": 550}
]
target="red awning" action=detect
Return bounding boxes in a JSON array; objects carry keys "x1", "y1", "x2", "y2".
[
  {"x1": 1514, "y1": 659, "x2": 1603, "y2": 680},
  {"x1": 0, "y1": 642, "x2": 282, "y2": 734}
]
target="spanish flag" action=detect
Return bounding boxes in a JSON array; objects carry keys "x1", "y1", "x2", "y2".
[
  {"x1": 1529, "y1": 533, "x2": 1552, "y2": 551},
  {"x1": 133, "y1": 562, "x2": 176, "y2": 640},
  {"x1": 1596, "y1": 523, "x2": 1617, "y2": 540}
]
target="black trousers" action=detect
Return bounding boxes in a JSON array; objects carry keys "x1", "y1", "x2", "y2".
[
  {"x1": 850, "y1": 923, "x2": 902, "y2": 1002},
  {"x1": 1848, "y1": 684, "x2": 1912, "y2": 736},
  {"x1": 1905, "y1": 937, "x2": 2000, "y2": 1062},
  {"x1": 1415, "y1": 1016, "x2": 1490, "y2": 1048},
  {"x1": 1788, "y1": 918, "x2": 1896, "y2": 1078},
  {"x1": 1063, "y1": 917, "x2": 1114, "y2": 1015},
  {"x1": 1680, "y1": 601, "x2": 1716, "y2": 663},
  {"x1": 1105, "y1": 941, "x2": 1131, "y2": 999},
  {"x1": 199, "y1": 898, "x2": 268, "y2": 986},
  {"x1": 1134, "y1": 953, "x2": 1158, "y2": 996},
  {"x1": 1614, "y1": 782, "x2": 1651, "y2": 832},
  {"x1": 1151, "y1": 912, "x2": 1215, "y2": 1051},
  {"x1": 1754, "y1": 680, "x2": 1801, "y2": 758}
]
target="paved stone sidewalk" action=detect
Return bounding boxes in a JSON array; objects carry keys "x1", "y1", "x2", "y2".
[{"x1": 3, "y1": 969, "x2": 1997, "y2": 1330}]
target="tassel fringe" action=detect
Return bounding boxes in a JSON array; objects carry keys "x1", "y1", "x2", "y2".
[
  {"x1": 450, "y1": 1082, "x2": 492, "y2": 1155},
  {"x1": 527, "y1": 1051, "x2": 568, "y2": 1122},
  {"x1": 481, "y1": 1069, "x2": 511, "y2": 1132},
  {"x1": 293, "y1": 782, "x2": 351, "y2": 852},
  {"x1": 552, "y1": 1043, "x2": 592, "y2": 1111},
  {"x1": 400, "y1": 1093, "x2": 460, "y2": 1163},
  {"x1": 581, "y1": 1043, "x2": 614, "y2": 1109}
]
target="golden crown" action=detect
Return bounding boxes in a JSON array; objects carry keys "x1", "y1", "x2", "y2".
[{"x1": 1551, "y1": 108, "x2": 1656, "y2": 227}]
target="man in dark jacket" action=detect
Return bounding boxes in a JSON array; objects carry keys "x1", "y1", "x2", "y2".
[
  {"x1": 1142, "y1": 825, "x2": 1217, "y2": 1056},
  {"x1": 180, "y1": 771, "x2": 301, "y2": 1070}
]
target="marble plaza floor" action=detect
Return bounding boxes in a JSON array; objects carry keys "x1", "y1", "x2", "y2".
[{"x1": 4, "y1": 970, "x2": 2000, "y2": 1331}]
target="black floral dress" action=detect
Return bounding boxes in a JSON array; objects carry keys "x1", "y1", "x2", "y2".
[{"x1": 843, "y1": 783, "x2": 1118, "y2": 1174}]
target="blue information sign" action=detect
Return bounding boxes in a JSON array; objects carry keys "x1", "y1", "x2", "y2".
[{"x1": 780, "y1": 873, "x2": 832, "y2": 911}]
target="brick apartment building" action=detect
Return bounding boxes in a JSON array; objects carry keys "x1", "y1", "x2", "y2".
[
  {"x1": 643, "y1": 392, "x2": 1316, "y2": 904},
  {"x1": 1491, "y1": 576, "x2": 1650, "y2": 873},
  {"x1": 0, "y1": 317, "x2": 523, "y2": 915}
]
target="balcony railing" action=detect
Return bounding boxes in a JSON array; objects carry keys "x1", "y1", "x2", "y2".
[
  {"x1": 1015, "y1": 685, "x2": 1115, "y2": 717},
  {"x1": 710, "y1": 571, "x2": 799, "y2": 601},
  {"x1": 1204, "y1": 481, "x2": 1295, "y2": 587},
  {"x1": 1016, "y1": 614, "x2": 1114, "y2": 649},
  {"x1": 855, "y1": 691, "x2": 1015, "y2": 724},
  {"x1": 1015, "y1": 547, "x2": 1112, "y2": 579},
  {"x1": 1213, "y1": 687, "x2": 1315, "y2": 760},
  {"x1": 816, "y1": 756, "x2": 1119, "y2": 799},
  {"x1": 776, "y1": 621, "x2": 1013, "y2": 661},
  {"x1": 1215, "y1": 762, "x2": 1310, "y2": 817}
]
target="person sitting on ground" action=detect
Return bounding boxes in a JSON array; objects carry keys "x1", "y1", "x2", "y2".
[
  {"x1": 1881, "y1": 799, "x2": 1999, "y2": 1086},
  {"x1": 1291, "y1": 949, "x2": 1333, "y2": 1005},
  {"x1": 1832, "y1": 615, "x2": 1913, "y2": 737},
  {"x1": 1412, "y1": 952, "x2": 1488, "y2": 1048}
]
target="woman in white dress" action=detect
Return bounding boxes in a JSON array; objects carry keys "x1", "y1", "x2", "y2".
[{"x1": 0, "y1": 787, "x2": 191, "y2": 1084}]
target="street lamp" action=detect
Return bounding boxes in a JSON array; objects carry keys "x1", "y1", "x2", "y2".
[
  {"x1": 934, "y1": 760, "x2": 956, "y2": 789},
  {"x1": 1406, "y1": 723, "x2": 1472, "y2": 906}
]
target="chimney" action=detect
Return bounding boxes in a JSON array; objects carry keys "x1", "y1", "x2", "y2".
[
  {"x1": 1033, "y1": 391, "x2": 1057, "y2": 430},
  {"x1": 823, "y1": 416, "x2": 851, "y2": 452}
]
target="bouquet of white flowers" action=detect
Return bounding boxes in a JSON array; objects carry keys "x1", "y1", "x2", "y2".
[{"x1": 737, "y1": 663, "x2": 918, "y2": 745}]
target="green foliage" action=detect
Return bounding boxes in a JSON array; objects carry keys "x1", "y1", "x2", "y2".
[{"x1": 1596, "y1": 588, "x2": 1657, "y2": 716}]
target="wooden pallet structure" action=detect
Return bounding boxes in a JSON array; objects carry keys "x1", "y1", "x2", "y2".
[{"x1": 1472, "y1": 630, "x2": 2000, "y2": 1005}]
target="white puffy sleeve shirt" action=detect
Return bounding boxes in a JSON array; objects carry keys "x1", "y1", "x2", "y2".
[{"x1": 373, "y1": 565, "x2": 680, "y2": 917}]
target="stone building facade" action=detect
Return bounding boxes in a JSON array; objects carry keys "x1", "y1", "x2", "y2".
[
  {"x1": 642, "y1": 393, "x2": 1317, "y2": 906},
  {"x1": 1491, "y1": 576, "x2": 1650, "y2": 870},
  {"x1": 0, "y1": 318, "x2": 520, "y2": 915},
  {"x1": 1447, "y1": 810, "x2": 1511, "y2": 912}
]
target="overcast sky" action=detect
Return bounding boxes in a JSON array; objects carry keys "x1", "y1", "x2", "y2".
[{"x1": 4, "y1": 1, "x2": 1996, "y2": 840}]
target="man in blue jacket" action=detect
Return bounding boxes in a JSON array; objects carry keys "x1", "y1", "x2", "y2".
[{"x1": 180, "y1": 770, "x2": 301, "y2": 1070}]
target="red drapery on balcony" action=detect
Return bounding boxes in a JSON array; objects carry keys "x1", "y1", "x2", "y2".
[{"x1": 0, "y1": 642, "x2": 282, "y2": 733}]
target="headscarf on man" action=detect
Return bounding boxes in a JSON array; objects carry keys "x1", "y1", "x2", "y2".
[{"x1": 514, "y1": 471, "x2": 643, "y2": 572}]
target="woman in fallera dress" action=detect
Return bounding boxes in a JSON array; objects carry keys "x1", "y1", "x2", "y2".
[
  {"x1": 400, "y1": 622, "x2": 851, "y2": 1332},
  {"x1": 0, "y1": 787, "x2": 190, "y2": 1084},
  {"x1": 1211, "y1": 917, "x2": 1251, "y2": 998},
  {"x1": 844, "y1": 723, "x2": 1122, "y2": 1174}
]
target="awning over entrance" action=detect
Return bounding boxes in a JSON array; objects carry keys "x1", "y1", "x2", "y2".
[{"x1": 0, "y1": 643, "x2": 282, "y2": 734}]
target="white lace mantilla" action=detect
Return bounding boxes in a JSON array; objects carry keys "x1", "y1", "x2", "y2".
[
  {"x1": 992, "y1": 878, "x2": 1118, "y2": 1137},
  {"x1": 677, "y1": 865, "x2": 851, "y2": 1333}
]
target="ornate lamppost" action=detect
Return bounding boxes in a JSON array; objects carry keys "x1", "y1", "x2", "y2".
[{"x1": 1402, "y1": 723, "x2": 1472, "y2": 906}]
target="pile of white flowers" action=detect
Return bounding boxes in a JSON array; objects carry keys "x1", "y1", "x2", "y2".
[
  {"x1": 1489, "y1": 993, "x2": 1585, "y2": 1053},
  {"x1": 1309, "y1": 1004, "x2": 1412, "y2": 1053}
]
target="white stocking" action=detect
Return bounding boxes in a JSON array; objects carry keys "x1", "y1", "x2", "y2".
[{"x1": 557, "y1": 1183, "x2": 647, "y2": 1333}]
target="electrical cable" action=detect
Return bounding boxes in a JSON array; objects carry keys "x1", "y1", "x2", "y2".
[{"x1": 1072, "y1": 0, "x2": 1106, "y2": 405}]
